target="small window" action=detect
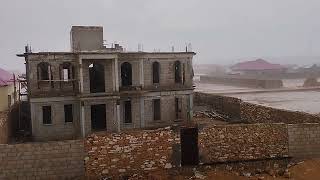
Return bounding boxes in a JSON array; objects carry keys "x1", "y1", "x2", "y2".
[
  {"x1": 64, "y1": 104, "x2": 73, "y2": 123},
  {"x1": 175, "y1": 98, "x2": 182, "y2": 119},
  {"x1": 124, "y1": 100, "x2": 132, "y2": 123},
  {"x1": 42, "y1": 106, "x2": 52, "y2": 124},
  {"x1": 152, "y1": 62, "x2": 160, "y2": 84},
  {"x1": 38, "y1": 62, "x2": 50, "y2": 80},
  {"x1": 121, "y1": 62, "x2": 132, "y2": 87},
  {"x1": 174, "y1": 61, "x2": 182, "y2": 83},
  {"x1": 153, "y1": 99, "x2": 161, "y2": 121},
  {"x1": 61, "y1": 62, "x2": 72, "y2": 81}
]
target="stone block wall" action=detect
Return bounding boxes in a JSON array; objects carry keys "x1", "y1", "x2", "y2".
[
  {"x1": 288, "y1": 123, "x2": 320, "y2": 158},
  {"x1": 30, "y1": 99, "x2": 81, "y2": 141},
  {"x1": 198, "y1": 123, "x2": 289, "y2": 163},
  {"x1": 0, "y1": 111, "x2": 9, "y2": 144},
  {"x1": 82, "y1": 59, "x2": 114, "y2": 94},
  {"x1": 0, "y1": 140, "x2": 85, "y2": 179},
  {"x1": 85, "y1": 127, "x2": 180, "y2": 178},
  {"x1": 27, "y1": 54, "x2": 78, "y2": 98},
  {"x1": 194, "y1": 92, "x2": 241, "y2": 119},
  {"x1": 240, "y1": 102, "x2": 320, "y2": 124},
  {"x1": 195, "y1": 92, "x2": 320, "y2": 124},
  {"x1": 200, "y1": 75, "x2": 283, "y2": 89}
]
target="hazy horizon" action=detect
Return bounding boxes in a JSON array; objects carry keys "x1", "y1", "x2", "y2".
[{"x1": 1, "y1": 0, "x2": 320, "y2": 72}]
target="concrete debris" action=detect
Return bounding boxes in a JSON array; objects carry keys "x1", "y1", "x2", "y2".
[{"x1": 194, "y1": 171, "x2": 206, "y2": 179}]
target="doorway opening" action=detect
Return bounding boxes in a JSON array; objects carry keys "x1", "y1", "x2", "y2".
[
  {"x1": 89, "y1": 63, "x2": 105, "y2": 93},
  {"x1": 91, "y1": 104, "x2": 106, "y2": 131},
  {"x1": 180, "y1": 127, "x2": 199, "y2": 166}
]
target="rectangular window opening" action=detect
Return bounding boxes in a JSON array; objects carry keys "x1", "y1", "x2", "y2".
[
  {"x1": 175, "y1": 98, "x2": 182, "y2": 120},
  {"x1": 63, "y1": 68, "x2": 69, "y2": 81},
  {"x1": 42, "y1": 106, "x2": 52, "y2": 124},
  {"x1": 124, "y1": 100, "x2": 132, "y2": 124},
  {"x1": 153, "y1": 99, "x2": 161, "y2": 121},
  {"x1": 64, "y1": 104, "x2": 73, "y2": 123}
]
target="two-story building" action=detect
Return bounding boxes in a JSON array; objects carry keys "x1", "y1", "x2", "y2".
[{"x1": 18, "y1": 26, "x2": 195, "y2": 141}]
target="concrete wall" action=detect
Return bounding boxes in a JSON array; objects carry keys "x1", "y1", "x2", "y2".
[
  {"x1": 0, "y1": 111, "x2": 9, "y2": 144},
  {"x1": 85, "y1": 127, "x2": 180, "y2": 178},
  {"x1": 83, "y1": 98, "x2": 117, "y2": 135},
  {"x1": 199, "y1": 123, "x2": 288, "y2": 163},
  {"x1": 71, "y1": 26, "x2": 104, "y2": 51},
  {"x1": 27, "y1": 54, "x2": 78, "y2": 98},
  {"x1": 0, "y1": 85, "x2": 15, "y2": 112},
  {"x1": 0, "y1": 140, "x2": 85, "y2": 179},
  {"x1": 143, "y1": 58, "x2": 193, "y2": 90},
  {"x1": 288, "y1": 123, "x2": 320, "y2": 158},
  {"x1": 82, "y1": 59, "x2": 114, "y2": 94},
  {"x1": 30, "y1": 98, "x2": 81, "y2": 141}
]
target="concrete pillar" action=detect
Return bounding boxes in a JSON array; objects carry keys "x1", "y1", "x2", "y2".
[
  {"x1": 139, "y1": 59, "x2": 144, "y2": 87},
  {"x1": 140, "y1": 97, "x2": 145, "y2": 128},
  {"x1": 80, "y1": 102, "x2": 86, "y2": 137},
  {"x1": 116, "y1": 101, "x2": 121, "y2": 132},
  {"x1": 79, "y1": 58, "x2": 84, "y2": 93},
  {"x1": 114, "y1": 58, "x2": 119, "y2": 92}
]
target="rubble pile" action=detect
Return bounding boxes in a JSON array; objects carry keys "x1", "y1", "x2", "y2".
[
  {"x1": 194, "y1": 110, "x2": 230, "y2": 121},
  {"x1": 85, "y1": 127, "x2": 180, "y2": 178},
  {"x1": 198, "y1": 123, "x2": 288, "y2": 163}
]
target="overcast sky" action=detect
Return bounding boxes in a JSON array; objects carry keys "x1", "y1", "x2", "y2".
[{"x1": 1, "y1": 0, "x2": 320, "y2": 71}]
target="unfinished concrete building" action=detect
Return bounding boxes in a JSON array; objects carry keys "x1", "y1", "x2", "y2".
[{"x1": 18, "y1": 26, "x2": 195, "y2": 141}]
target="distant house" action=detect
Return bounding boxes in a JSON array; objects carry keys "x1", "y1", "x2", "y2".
[
  {"x1": 0, "y1": 68, "x2": 16, "y2": 111},
  {"x1": 230, "y1": 59, "x2": 286, "y2": 76}
]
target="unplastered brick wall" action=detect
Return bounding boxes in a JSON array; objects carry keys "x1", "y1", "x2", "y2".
[
  {"x1": 0, "y1": 111, "x2": 9, "y2": 144},
  {"x1": 85, "y1": 127, "x2": 180, "y2": 178},
  {"x1": 0, "y1": 140, "x2": 85, "y2": 179},
  {"x1": 198, "y1": 123, "x2": 289, "y2": 163},
  {"x1": 288, "y1": 123, "x2": 320, "y2": 158},
  {"x1": 240, "y1": 102, "x2": 320, "y2": 124}
]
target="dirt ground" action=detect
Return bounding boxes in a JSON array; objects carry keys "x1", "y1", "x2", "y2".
[{"x1": 124, "y1": 158, "x2": 320, "y2": 180}]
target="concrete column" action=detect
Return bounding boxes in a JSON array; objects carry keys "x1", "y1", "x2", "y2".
[
  {"x1": 112, "y1": 59, "x2": 116, "y2": 92},
  {"x1": 140, "y1": 97, "x2": 145, "y2": 128},
  {"x1": 139, "y1": 59, "x2": 144, "y2": 87},
  {"x1": 80, "y1": 102, "x2": 86, "y2": 137},
  {"x1": 114, "y1": 58, "x2": 119, "y2": 91},
  {"x1": 79, "y1": 58, "x2": 84, "y2": 93},
  {"x1": 188, "y1": 94, "x2": 193, "y2": 121},
  {"x1": 116, "y1": 101, "x2": 121, "y2": 132}
]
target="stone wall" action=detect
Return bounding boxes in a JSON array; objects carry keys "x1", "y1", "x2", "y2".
[
  {"x1": 194, "y1": 92, "x2": 241, "y2": 119},
  {"x1": 0, "y1": 140, "x2": 85, "y2": 179},
  {"x1": 85, "y1": 127, "x2": 180, "y2": 178},
  {"x1": 200, "y1": 75, "x2": 283, "y2": 89},
  {"x1": 194, "y1": 92, "x2": 320, "y2": 124},
  {"x1": 240, "y1": 102, "x2": 320, "y2": 124},
  {"x1": 0, "y1": 111, "x2": 9, "y2": 144},
  {"x1": 198, "y1": 123, "x2": 288, "y2": 163},
  {"x1": 288, "y1": 123, "x2": 320, "y2": 158}
]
